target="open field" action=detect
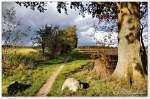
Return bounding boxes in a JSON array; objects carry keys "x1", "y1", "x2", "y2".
[
  {"x1": 2, "y1": 47, "x2": 147, "y2": 96},
  {"x1": 2, "y1": 47, "x2": 40, "y2": 55}
]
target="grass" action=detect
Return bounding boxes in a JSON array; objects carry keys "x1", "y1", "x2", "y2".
[
  {"x1": 2, "y1": 47, "x2": 40, "y2": 55},
  {"x1": 2, "y1": 49, "x2": 90, "y2": 96},
  {"x1": 2, "y1": 63, "x2": 59, "y2": 96},
  {"x1": 2, "y1": 51, "x2": 68, "y2": 96},
  {"x1": 2, "y1": 48, "x2": 44, "y2": 69},
  {"x1": 2, "y1": 48, "x2": 147, "y2": 96},
  {"x1": 48, "y1": 59, "x2": 90, "y2": 96},
  {"x1": 48, "y1": 59, "x2": 147, "y2": 96}
]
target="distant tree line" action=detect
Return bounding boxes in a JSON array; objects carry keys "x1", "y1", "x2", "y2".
[{"x1": 32, "y1": 24, "x2": 77, "y2": 56}]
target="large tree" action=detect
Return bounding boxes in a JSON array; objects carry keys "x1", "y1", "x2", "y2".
[
  {"x1": 32, "y1": 24, "x2": 77, "y2": 55},
  {"x1": 16, "y1": 2, "x2": 147, "y2": 85}
]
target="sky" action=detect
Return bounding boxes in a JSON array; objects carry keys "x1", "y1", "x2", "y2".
[{"x1": 2, "y1": 2, "x2": 148, "y2": 47}]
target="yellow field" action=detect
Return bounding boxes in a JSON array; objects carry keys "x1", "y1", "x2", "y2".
[{"x1": 2, "y1": 48, "x2": 40, "y2": 55}]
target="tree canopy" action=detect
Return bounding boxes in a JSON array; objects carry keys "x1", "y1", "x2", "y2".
[
  {"x1": 32, "y1": 24, "x2": 77, "y2": 55},
  {"x1": 16, "y1": 2, "x2": 147, "y2": 20}
]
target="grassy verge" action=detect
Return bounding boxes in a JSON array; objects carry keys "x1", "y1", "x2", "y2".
[
  {"x1": 48, "y1": 59, "x2": 90, "y2": 96},
  {"x1": 2, "y1": 54, "x2": 67, "y2": 96}
]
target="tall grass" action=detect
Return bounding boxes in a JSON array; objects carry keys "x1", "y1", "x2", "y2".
[{"x1": 2, "y1": 48, "x2": 47, "y2": 69}]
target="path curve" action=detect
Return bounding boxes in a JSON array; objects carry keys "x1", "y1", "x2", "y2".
[{"x1": 36, "y1": 58, "x2": 69, "y2": 96}]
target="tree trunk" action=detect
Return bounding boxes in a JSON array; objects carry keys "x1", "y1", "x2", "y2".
[
  {"x1": 112, "y1": 3, "x2": 147, "y2": 85},
  {"x1": 42, "y1": 43, "x2": 45, "y2": 54}
]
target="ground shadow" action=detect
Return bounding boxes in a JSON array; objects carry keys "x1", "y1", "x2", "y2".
[
  {"x1": 7, "y1": 81, "x2": 31, "y2": 96},
  {"x1": 80, "y1": 82, "x2": 89, "y2": 89}
]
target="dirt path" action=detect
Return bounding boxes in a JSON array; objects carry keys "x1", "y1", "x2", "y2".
[{"x1": 36, "y1": 58, "x2": 69, "y2": 96}]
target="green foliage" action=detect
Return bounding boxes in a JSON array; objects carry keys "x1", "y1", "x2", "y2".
[
  {"x1": 63, "y1": 26, "x2": 78, "y2": 48},
  {"x1": 32, "y1": 25, "x2": 77, "y2": 55}
]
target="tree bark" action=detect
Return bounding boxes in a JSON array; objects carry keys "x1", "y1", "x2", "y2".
[
  {"x1": 140, "y1": 24, "x2": 147, "y2": 75},
  {"x1": 42, "y1": 43, "x2": 45, "y2": 54},
  {"x1": 112, "y1": 2, "x2": 147, "y2": 85}
]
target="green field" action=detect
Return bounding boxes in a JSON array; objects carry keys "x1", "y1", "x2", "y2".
[
  {"x1": 2, "y1": 48, "x2": 147, "y2": 96},
  {"x1": 2, "y1": 48, "x2": 90, "y2": 96}
]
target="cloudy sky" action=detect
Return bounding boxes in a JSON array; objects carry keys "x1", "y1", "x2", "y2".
[{"x1": 2, "y1": 2, "x2": 148, "y2": 47}]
